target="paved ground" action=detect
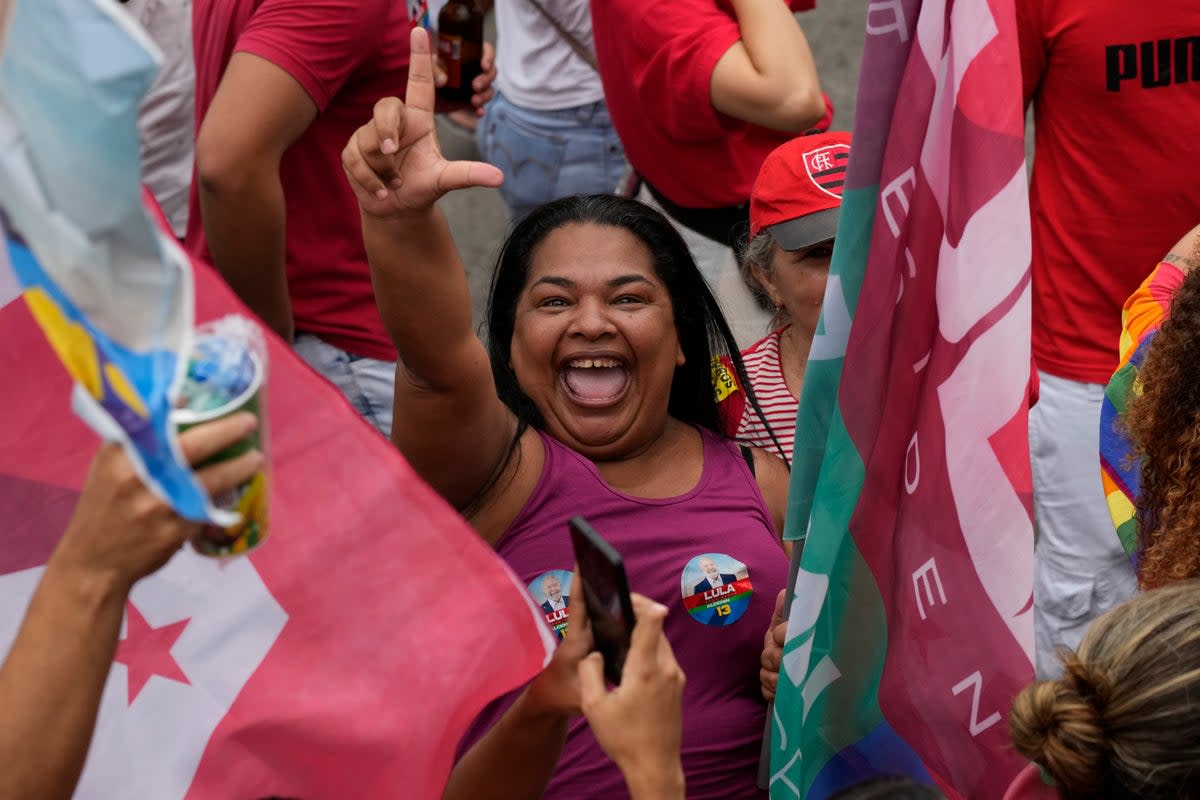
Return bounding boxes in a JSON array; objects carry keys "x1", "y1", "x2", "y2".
[{"x1": 435, "y1": 3, "x2": 872, "y2": 324}]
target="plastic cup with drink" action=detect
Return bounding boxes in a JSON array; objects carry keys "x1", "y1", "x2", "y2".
[{"x1": 173, "y1": 315, "x2": 270, "y2": 558}]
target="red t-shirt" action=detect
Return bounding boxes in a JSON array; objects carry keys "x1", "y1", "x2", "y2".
[
  {"x1": 590, "y1": 0, "x2": 831, "y2": 209},
  {"x1": 1017, "y1": 0, "x2": 1200, "y2": 384},
  {"x1": 187, "y1": 0, "x2": 410, "y2": 361}
]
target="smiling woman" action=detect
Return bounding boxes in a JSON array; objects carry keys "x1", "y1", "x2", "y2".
[
  {"x1": 343, "y1": 28, "x2": 791, "y2": 800},
  {"x1": 488, "y1": 199, "x2": 739, "y2": 465}
]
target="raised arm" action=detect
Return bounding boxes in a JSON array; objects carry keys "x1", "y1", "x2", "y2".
[
  {"x1": 342, "y1": 28, "x2": 517, "y2": 512},
  {"x1": 709, "y1": 0, "x2": 825, "y2": 132}
]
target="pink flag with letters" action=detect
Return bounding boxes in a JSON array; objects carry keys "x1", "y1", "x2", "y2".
[
  {"x1": 0, "y1": 243, "x2": 554, "y2": 799},
  {"x1": 769, "y1": 0, "x2": 1037, "y2": 796}
]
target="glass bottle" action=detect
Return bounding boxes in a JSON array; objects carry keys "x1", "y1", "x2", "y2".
[{"x1": 436, "y1": 0, "x2": 484, "y2": 104}]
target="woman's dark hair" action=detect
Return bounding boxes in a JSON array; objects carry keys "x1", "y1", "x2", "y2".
[
  {"x1": 1124, "y1": 247, "x2": 1200, "y2": 589},
  {"x1": 480, "y1": 194, "x2": 784, "y2": 477}
]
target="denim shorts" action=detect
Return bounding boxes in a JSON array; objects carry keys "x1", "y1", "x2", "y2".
[
  {"x1": 477, "y1": 89, "x2": 627, "y2": 222},
  {"x1": 293, "y1": 333, "x2": 395, "y2": 438}
]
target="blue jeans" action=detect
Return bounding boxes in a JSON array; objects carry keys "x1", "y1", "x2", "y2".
[
  {"x1": 477, "y1": 90, "x2": 626, "y2": 222},
  {"x1": 293, "y1": 333, "x2": 395, "y2": 438}
]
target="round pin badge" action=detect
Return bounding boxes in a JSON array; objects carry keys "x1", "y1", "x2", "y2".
[
  {"x1": 529, "y1": 570, "x2": 574, "y2": 640},
  {"x1": 681, "y1": 553, "x2": 753, "y2": 626}
]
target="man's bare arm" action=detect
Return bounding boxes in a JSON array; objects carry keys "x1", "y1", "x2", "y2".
[{"x1": 194, "y1": 52, "x2": 318, "y2": 340}]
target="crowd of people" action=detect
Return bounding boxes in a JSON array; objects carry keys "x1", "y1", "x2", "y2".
[{"x1": 4, "y1": 0, "x2": 1200, "y2": 798}]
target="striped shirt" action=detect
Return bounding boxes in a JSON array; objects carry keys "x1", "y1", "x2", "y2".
[{"x1": 733, "y1": 327, "x2": 798, "y2": 462}]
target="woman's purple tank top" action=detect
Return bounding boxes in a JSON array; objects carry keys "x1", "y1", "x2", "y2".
[{"x1": 462, "y1": 426, "x2": 788, "y2": 799}]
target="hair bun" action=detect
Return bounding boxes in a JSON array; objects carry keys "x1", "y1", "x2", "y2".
[
  {"x1": 1010, "y1": 665, "x2": 1110, "y2": 795},
  {"x1": 1061, "y1": 653, "x2": 1114, "y2": 712}
]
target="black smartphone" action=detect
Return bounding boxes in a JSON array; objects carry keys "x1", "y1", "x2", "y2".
[{"x1": 568, "y1": 515, "x2": 636, "y2": 685}]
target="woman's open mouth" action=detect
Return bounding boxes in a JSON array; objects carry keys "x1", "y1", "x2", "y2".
[{"x1": 560, "y1": 357, "x2": 630, "y2": 407}]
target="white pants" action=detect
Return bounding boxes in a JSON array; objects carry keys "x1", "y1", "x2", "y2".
[
  {"x1": 1030, "y1": 371, "x2": 1137, "y2": 677},
  {"x1": 636, "y1": 185, "x2": 774, "y2": 349}
]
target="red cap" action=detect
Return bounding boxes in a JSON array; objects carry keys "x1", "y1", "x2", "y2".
[{"x1": 749, "y1": 131, "x2": 851, "y2": 249}]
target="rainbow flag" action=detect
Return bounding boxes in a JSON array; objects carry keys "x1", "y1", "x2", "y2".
[
  {"x1": 769, "y1": 0, "x2": 1036, "y2": 796},
  {"x1": 1098, "y1": 261, "x2": 1184, "y2": 562}
]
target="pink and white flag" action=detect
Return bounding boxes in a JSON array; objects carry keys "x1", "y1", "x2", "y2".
[
  {"x1": 0, "y1": 255, "x2": 554, "y2": 799},
  {"x1": 770, "y1": 0, "x2": 1037, "y2": 796}
]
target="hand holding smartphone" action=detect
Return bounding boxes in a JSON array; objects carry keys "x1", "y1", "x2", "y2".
[{"x1": 569, "y1": 516, "x2": 636, "y2": 685}]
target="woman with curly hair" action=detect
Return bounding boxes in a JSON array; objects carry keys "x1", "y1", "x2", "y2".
[
  {"x1": 1112, "y1": 224, "x2": 1200, "y2": 589},
  {"x1": 1008, "y1": 580, "x2": 1200, "y2": 799}
]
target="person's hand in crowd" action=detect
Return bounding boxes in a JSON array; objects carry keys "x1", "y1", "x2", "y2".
[
  {"x1": 50, "y1": 412, "x2": 263, "y2": 593},
  {"x1": 578, "y1": 594, "x2": 686, "y2": 800},
  {"x1": 342, "y1": 28, "x2": 502, "y2": 219},
  {"x1": 0, "y1": 413, "x2": 261, "y2": 800},
  {"x1": 525, "y1": 569, "x2": 595, "y2": 717},
  {"x1": 434, "y1": 42, "x2": 496, "y2": 116},
  {"x1": 761, "y1": 588, "x2": 787, "y2": 703},
  {"x1": 469, "y1": 42, "x2": 497, "y2": 116},
  {"x1": 442, "y1": 571, "x2": 594, "y2": 800}
]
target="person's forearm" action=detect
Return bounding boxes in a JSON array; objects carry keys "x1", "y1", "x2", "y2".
[
  {"x1": 732, "y1": 0, "x2": 817, "y2": 87},
  {"x1": 1164, "y1": 223, "x2": 1200, "y2": 272},
  {"x1": 198, "y1": 164, "x2": 293, "y2": 340},
  {"x1": 442, "y1": 690, "x2": 569, "y2": 800},
  {"x1": 0, "y1": 557, "x2": 127, "y2": 800},
  {"x1": 719, "y1": 0, "x2": 824, "y2": 131},
  {"x1": 362, "y1": 207, "x2": 479, "y2": 390},
  {"x1": 623, "y1": 764, "x2": 686, "y2": 800}
]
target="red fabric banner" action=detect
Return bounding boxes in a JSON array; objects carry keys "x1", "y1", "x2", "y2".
[{"x1": 0, "y1": 248, "x2": 552, "y2": 798}]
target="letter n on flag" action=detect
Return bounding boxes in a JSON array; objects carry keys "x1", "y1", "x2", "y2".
[{"x1": 769, "y1": 0, "x2": 1037, "y2": 797}]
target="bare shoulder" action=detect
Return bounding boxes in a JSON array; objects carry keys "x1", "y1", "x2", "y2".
[
  {"x1": 466, "y1": 426, "x2": 547, "y2": 547},
  {"x1": 751, "y1": 447, "x2": 790, "y2": 539}
]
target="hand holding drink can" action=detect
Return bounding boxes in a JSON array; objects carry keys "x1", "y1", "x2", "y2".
[{"x1": 173, "y1": 315, "x2": 270, "y2": 557}]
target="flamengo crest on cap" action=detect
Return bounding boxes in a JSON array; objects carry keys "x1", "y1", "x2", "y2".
[{"x1": 804, "y1": 144, "x2": 851, "y2": 199}]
